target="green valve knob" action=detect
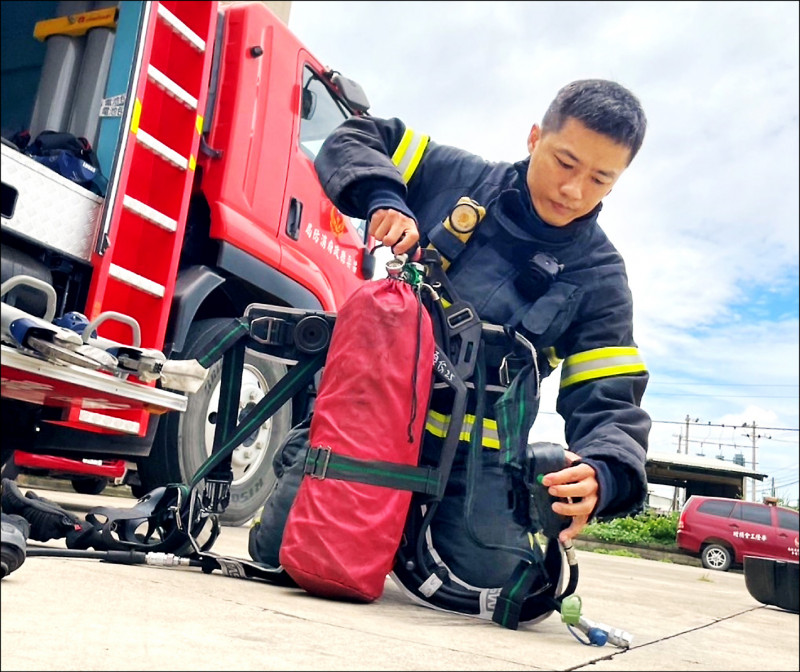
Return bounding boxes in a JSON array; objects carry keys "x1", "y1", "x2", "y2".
[
  {"x1": 536, "y1": 474, "x2": 545, "y2": 485},
  {"x1": 560, "y1": 594, "x2": 582, "y2": 625}
]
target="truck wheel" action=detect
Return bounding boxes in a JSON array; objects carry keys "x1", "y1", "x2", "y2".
[
  {"x1": 138, "y1": 318, "x2": 292, "y2": 527},
  {"x1": 70, "y1": 477, "x2": 108, "y2": 496},
  {"x1": 701, "y1": 543, "x2": 733, "y2": 571}
]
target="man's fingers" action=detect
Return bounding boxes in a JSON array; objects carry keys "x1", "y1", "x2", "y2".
[
  {"x1": 559, "y1": 516, "x2": 589, "y2": 544},
  {"x1": 392, "y1": 229, "x2": 420, "y2": 254},
  {"x1": 369, "y1": 209, "x2": 419, "y2": 252},
  {"x1": 542, "y1": 462, "x2": 594, "y2": 488},
  {"x1": 553, "y1": 494, "x2": 597, "y2": 518}
]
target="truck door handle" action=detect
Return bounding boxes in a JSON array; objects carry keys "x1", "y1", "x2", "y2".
[{"x1": 285, "y1": 198, "x2": 303, "y2": 240}]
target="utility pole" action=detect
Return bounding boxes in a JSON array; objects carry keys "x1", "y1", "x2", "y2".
[
  {"x1": 750, "y1": 420, "x2": 758, "y2": 502},
  {"x1": 685, "y1": 415, "x2": 691, "y2": 455}
]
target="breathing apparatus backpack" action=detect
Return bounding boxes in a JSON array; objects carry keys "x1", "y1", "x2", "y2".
[{"x1": 244, "y1": 246, "x2": 581, "y2": 630}]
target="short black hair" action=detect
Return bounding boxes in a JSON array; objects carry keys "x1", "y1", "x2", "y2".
[{"x1": 541, "y1": 79, "x2": 647, "y2": 164}]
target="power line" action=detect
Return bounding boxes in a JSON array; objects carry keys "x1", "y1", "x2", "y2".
[
  {"x1": 646, "y1": 393, "x2": 798, "y2": 398},
  {"x1": 536, "y1": 411, "x2": 800, "y2": 432},
  {"x1": 650, "y1": 382, "x2": 799, "y2": 388}
]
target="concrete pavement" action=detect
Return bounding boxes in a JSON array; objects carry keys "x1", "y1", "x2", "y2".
[{"x1": 1, "y1": 484, "x2": 798, "y2": 671}]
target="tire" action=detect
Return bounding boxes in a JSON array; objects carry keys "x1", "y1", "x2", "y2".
[
  {"x1": 70, "y1": 477, "x2": 108, "y2": 496},
  {"x1": 701, "y1": 543, "x2": 733, "y2": 571},
  {"x1": 137, "y1": 318, "x2": 292, "y2": 527}
]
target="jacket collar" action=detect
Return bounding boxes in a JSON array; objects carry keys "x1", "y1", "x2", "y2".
[{"x1": 504, "y1": 159, "x2": 601, "y2": 245}]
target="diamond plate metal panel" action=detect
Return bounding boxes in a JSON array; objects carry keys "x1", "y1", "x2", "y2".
[{"x1": 1, "y1": 143, "x2": 105, "y2": 262}]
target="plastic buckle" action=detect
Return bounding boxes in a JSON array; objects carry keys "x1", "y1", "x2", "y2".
[
  {"x1": 305, "y1": 446, "x2": 332, "y2": 479},
  {"x1": 446, "y1": 306, "x2": 475, "y2": 330}
]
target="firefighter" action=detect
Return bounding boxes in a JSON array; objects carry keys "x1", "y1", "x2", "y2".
[{"x1": 314, "y1": 79, "x2": 651, "y2": 589}]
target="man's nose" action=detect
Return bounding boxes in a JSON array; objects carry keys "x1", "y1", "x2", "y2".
[{"x1": 559, "y1": 177, "x2": 582, "y2": 201}]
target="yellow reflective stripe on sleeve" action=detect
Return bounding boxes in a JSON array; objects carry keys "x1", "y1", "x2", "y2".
[
  {"x1": 391, "y1": 128, "x2": 429, "y2": 183},
  {"x1": 559, "y1": 346, "x2": 647, "y2": 389},
  {"x1": 425, "y1": 409, "x2": 500, "y2": 449}
]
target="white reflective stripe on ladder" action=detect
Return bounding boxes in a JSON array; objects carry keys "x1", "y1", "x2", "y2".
[
  {"x1": 79, "y1": 410, "x2": 141, "y2": 435},
  {"x1": 135, "y1": 128, "x2": 188, "y2": 170},
  {"x1": 122, "y1": 195, "x2": 177, "y2": 232},
  {"x1": 109, "y1": 264, "x2": 166, "y2": 298},
  {"x1": 147, "y1": 64, "x2": 198, "y2": 110},
  {"x1": 156, "y1": 4, "x2": 205, "y2": 52}
]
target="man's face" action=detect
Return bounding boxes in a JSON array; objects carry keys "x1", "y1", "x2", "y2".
[{"x1": 526, "y1": 117, "x2": 632, "y2": 227}]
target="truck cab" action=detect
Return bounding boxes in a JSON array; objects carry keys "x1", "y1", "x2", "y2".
[{"x1": 1, "y1": 0, "x2": 373, "y2": 524}]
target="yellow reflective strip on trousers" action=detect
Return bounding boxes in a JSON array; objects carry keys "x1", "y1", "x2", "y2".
[
  {"x1": 391, "y1": 128, "x2": 429, "y2": 183},
  {"x1": 560, "y1": 346, "x2": 647, "y2": 389},
  {"x1": 425, "y1": 410, "x2": 500, "y2": 449}
]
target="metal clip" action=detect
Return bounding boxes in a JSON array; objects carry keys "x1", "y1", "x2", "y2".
[
  {"x1": 499, "y1": 355, "x2": 511, "y2": 387},
  {"x1": 201, "y1": 478, "x2": 231, "y2": 514},
  {"x1": 249, "y1": 316, "x2": 284, "y2": 346}
]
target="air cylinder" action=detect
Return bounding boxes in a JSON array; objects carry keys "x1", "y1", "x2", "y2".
[
  {"x1": 28, "y1": 1, "x2": 93, "y2": 138},
  {"x1": 67, "y1": 1, "x2": 119, "y2": 150}
]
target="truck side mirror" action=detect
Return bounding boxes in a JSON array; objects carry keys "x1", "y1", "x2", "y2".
[
  {"x1": 331, "y1": 73, "x2": 370, "y2": 114},
  {"x1": 301, "y1": 88, "x2": 317, "y2": 120}
]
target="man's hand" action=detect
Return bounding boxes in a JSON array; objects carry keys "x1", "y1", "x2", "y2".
[
  {"x1": 370, "y1": 208, "x2": 419, "y2": 255},
  {"x1": 541, "y1": 450, "x2": 598, "y2": 544}
]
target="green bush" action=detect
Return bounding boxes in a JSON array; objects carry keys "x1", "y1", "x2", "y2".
[{"x1": 581, "y1": 510, "x2": 679, "y2": 546}]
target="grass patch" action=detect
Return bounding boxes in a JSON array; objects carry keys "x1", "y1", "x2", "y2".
[{"x1": 582, "y1": 511, "x2": 679, "y2": 547}]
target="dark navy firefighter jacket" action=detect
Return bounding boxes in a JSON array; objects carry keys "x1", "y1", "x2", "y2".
[{"x1": 314, "y1": 116, "x2": 651, "y2": 521}]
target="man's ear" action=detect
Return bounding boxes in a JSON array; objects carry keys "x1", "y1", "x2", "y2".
[{"x1": 527, "y1": 124, "x2": 541, "y2": 154}]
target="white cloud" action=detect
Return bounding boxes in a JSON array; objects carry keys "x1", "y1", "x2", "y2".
[{"x1": 290, "y1": 0, "x2": 800, "y2": 503}]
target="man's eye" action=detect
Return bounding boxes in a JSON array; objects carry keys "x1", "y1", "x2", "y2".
[
  {"x1": 556, "y1": 157, "x2": 573, "y2": 169},
  {"x1": 592, "y1": 177, "x2": 607, "y2": 186}
]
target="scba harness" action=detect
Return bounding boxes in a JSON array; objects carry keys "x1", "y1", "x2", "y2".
[{"x1": 383, "y1": 249, "x2": 577, "y2": 629}]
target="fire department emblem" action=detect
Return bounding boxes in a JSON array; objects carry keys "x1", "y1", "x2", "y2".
[{"x1": 329, "y1": 207, "x2": 346, "y2": 237}]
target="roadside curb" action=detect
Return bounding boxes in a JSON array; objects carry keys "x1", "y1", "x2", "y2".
[{"x1": 573, "y1": 536, "x2": 703, "y2": 567}]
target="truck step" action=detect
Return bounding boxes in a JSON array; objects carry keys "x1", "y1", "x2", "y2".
[
  {"x1": 122, "y1": 195, "x2": 178, "y2": 232},
  {"x1": 146, "y1": 64, "x2": 198, "y2": 111},
  {"x1": 134, "y1": 128, "x2": 189, "y2": 171},
  {"x1": 108, "y1": 264, "x2": 166, "y2": 298},
  {"x1": 156, "y1": 4, "x2": 206, "y2": 52},
  {"x1": 78, "y1": 410, "x2": 142, "y2": 435}
]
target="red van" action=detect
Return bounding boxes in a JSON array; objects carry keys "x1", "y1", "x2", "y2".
[{"x1": 677, "y1": 496, "x2": 799, "y2": 571}]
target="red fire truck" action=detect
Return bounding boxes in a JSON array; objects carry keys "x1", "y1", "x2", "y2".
[{"x1": 0, "y1": 0, "x2": 374, "y2": 525}]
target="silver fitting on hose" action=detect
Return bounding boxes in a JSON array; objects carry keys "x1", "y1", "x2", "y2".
[
  {"x1": 561, "y1": 538, "x2": 578, "y2": 566},
  {"x1": 145, "y1": 552, "x2": 189, "y2": 567},
  {"x1": 385, "y1": 257, "x2": 405, "y2": 278}
]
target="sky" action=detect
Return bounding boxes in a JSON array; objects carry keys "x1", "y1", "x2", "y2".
[{"x1": 289, "y1": 1, "x2": 800, "y2": 506}]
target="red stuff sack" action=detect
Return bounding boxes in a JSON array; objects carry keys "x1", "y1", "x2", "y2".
[{"x1": 279, "y1": 277, "x2": 434, "y2": 602}]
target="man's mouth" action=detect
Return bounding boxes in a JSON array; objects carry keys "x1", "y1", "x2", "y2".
[{"x1": 550, "y1": 200, "x2": 571, "y2": 215}]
